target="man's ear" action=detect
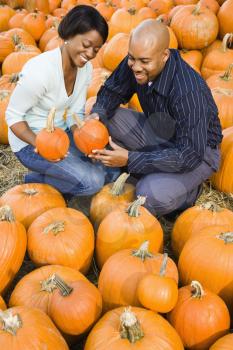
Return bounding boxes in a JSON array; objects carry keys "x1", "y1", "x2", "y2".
[{"x1": 163, "y1": 48, "x2": 170, "y2": 63}]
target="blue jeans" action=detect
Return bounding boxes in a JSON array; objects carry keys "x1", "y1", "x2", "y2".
[{"x1": 15, "y1": 131, "x2": 120, "y2": 197}]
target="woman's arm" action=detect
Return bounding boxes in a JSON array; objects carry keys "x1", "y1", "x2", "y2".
[{"x1": 10, "y1": 121, "x2": 37, "y2": 147}]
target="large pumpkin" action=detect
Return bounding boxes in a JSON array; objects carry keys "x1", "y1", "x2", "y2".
[
  {"x1": 0, "y1": 5, "x2": 15, "y2": 32},
  {"x1": 167, "y1": 281, "x2": 230, "y2": 349},
  {"x1": 178, "y1": 226, "x2": 233, "y2": 316},
  {"x1": 0, "y1": 90, "x2": 10, "y2": 145},
  {"x1": 22, "y1": 11, "x2": 46, "y2": 41},
  {"x1": 90, "y1": 172, "x2": 135, "y2": 230},
  {"x1": 8, "y1": 9, "x2": 28, "y2": 29},
  {"x1": 0, "y1": 306, "x2": 69, "y2": 349},
  {"x1": 0, "y1": 35, "x2": 14, "y2": 63},
  {"x1": 217, "y1": 0, "x2": 233, "y2": 39},
  {"x1": 211, "y1": 126, "x2": 233, "y2": 193},
  {"x1": 96, "y1": 196, "x2": 163, "y2": 269},
  {"x1": 0, "y1": 183, "x2": 66, "y2": 229},
  {"x1": 36, "y1": 107, "x2": 70, "y2": 161},
  {"x1": 171, "y1": 201, "x2": 233, "y2": 258},
  {"x1": 170, "y1": 3, "x2": 219, "y2": 50},
  {"x1": 98, "y1": 241, "x2": 178, "y2": 311},
  {"x1": 210, "y1": 333, "x2": 233, "y2": 349},
  {"x1": 206, "y1": 64, "x2": 233, "y2": 90},
  {"x1": 210, "y1": 87, "x2": 233, "y2": 129},
  {"x1": 0, "y1": 206, "x2": 27, "y2": 295},
  {"x1": 84, "y1": 307, "x2": 184, "y2": 349},
  {"x1": 4, "y1": 28, "x2": 36, "y2": 47},
  {"x1": 103, "y1": 32, "x2": 129, "y2": 72},
  {"x1": 27, "y1": 207, "x2": 94, "y2": 274},
  {"x1": 87, "y1": 67, "x2": 111, "y2": 98}
]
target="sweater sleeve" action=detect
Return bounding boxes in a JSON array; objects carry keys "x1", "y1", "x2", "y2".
[{"x1": 6, "y1": 59, "x2": 49, "y2": 127}]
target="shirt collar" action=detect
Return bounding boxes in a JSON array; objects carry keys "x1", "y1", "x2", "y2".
[{"x1": 148, "y1": 50, "x2": 177, "y2": 97}]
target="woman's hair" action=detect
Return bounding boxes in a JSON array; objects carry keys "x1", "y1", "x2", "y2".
[{"x1": 58, "y1": 5, "x2": 108, "y2": 43}]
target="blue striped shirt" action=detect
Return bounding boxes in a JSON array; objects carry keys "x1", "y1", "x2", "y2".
[{"x1": 92, "y1": 49, "x2": 222, "y2": 174}]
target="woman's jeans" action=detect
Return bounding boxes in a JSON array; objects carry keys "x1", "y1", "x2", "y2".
[{"x1": 15, "y1": 130, "x2": 120, "y2": 197}]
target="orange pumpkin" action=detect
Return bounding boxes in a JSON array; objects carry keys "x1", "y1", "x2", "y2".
[
  {"x1": 170, "y1": 3, "x2": 219, "y2": 50},
  {"x1": 0, "y1": 35, "x2": 14, "y2": 63},
  {"x1": 0, "y1": 306, "x2": 69, "y2": 349},
  {"x1": 48, "y1": 275, "x2": 102, "y2": 337},
  {"x1": 4, "y1": 28, "x2": 36, "y2": 47},
  {"x1": 210, "y1": 87, "x2": 233, "y2": 129},
  {"x1": 96, "y1": 2, "x2": 115, "y2": 21},
  {"x1": 0, "y1": 90, "x2": 10, "y2": 145},
  {"x1": 96, "y1": 196, "x2": 163, "y2": 269},
  {"x1": 180, "y1": 49, "x2": 203, "y2": 72},
  {"x1": 210, "y1": 333, "x2": 233, "y2": 350},
  {"x1": 44, "y1": 35, "x2": 63, "y2": 51},
  {"x1": 0, "y1": 183, "x2": 66, "y2": 229},
  {"x1": 87, "y1": 68, "x2": 111, "y2": 99},
  {"x1": 217, "y1": 0, "x2": 233, "y2": 39},
  {"x1": 0, "y1": 295, "x2": 6, "y2": 310},
  {"x1": 5, "y1": 0, "x2": 24, "y2": 7},
  {"x1": 148, "y1": 0, "x2": 174, "y2": 16},
  {"x1": 178, "y1": 226, "x2": 233, "y2": 317},
  {"x1": 49, "y1": 0, "x2": 61, "y2": 13},
  {"x1": 27, "y1": 207, "x2": 94, "y2": 274},
  {"x1": 0, "y1": 205, "x2": 27, "y2": 295},
  {"x1": 90, "y1": 172, "x2": 135, "y2": 229},
  {"x1": 212, "y1": 126, "x2": 233, "y2": 193},
  {"x1": 8, "y1": 9, "x2": 28, "y2": 29},
  {"x1": 91, "y1": 43, "x2": 106, "y2": 69},
  {"x1": 206, "y1": 64, "x2": 233, "y2": 90},
  {"x1": 22, "y1": 11, "x2": 46, "y2": 41},
  {"x1": 24, "y1": 0, "x2": 50, "y2": 14},
  {"x1": 0, "y1": 5, "x2": 15, "y2": 32},
  {"x1": 36, "y1": 107, "x2": 70, "y2": 161},
  {"x1": 39, "y1": 26, "x2": 58, "y2": 52},
  {"x1": 103, "y1": 32, "x2": 129, "y2": 71},
  {"x1": 45, "y1": 15, "x2": 60, "y2": 29},
  {"x1": 171, "y1": 202, "x2": 233, "y2": 258},
  {"x1": 84, "y1": 307, "x2": 184, "y2": 349},
  {"x1": 201, "y1": 39, "x2": 222, "y2": 58},
  {"x1": 73, "y1": 116, "x2": 109, "y2": 155},
  {"x1": 9, "y1": 265, "x2": 88, "y2": 313},
  {"x1": 98, "y1": 241, "x2": 178, "y2": 311},
  {"x1": 137, "y1": 253, "x2": 179, "y2": 313},
  {"x1": 199, "y1": 0, "x2": 220, "y2": 13},
  {"x1": 168, "y1": 281, "x2": 230, "y2": 349},
  {"x1": 120, "y1": 0, "x2": 145, "y2": 10},
  {"x1": 108, "y1": 8, "x2": 143, "y2": 38},
  {"x1": 128, "y1": 93, "x2": 143, "y2": 111}
]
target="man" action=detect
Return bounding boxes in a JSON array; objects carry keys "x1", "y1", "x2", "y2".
[{"x1": 88, "y1": 20, "x2": 222, "y2": 217}]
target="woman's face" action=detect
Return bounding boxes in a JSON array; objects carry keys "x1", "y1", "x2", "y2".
[{"x1": 64, "y1": 30, "x2": 104, "y2": 68}]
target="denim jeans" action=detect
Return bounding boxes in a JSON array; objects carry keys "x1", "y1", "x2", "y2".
[{"x1": 15, "y1": 130, "x2": 120, "y2": 197}]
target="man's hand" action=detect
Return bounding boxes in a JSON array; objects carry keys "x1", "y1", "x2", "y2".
[
  {"x1": 84, "y1": 113, "x2": 99, "y2": 122},
  {"x1": 89, "y1": 137, "x2": 128, "y2": 167}
]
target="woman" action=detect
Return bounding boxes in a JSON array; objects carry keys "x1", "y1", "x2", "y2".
[{"x1": 6, "y1": 5, "x2": 120, "y2": 202}]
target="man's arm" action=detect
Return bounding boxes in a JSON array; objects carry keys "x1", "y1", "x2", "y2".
[
  {"x1": 127, "y1": 89, "x2": 213, "y2": 174},
  {"x1": 90, "y1": 56, "x2": 137, "y2": 122}
]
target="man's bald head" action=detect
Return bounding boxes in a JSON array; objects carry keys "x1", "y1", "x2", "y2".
[{"x1": 130, "y1": 20, "x2": 170, "y2": 52}]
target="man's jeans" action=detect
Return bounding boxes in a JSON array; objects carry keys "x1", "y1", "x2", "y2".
[{"x1": 15, "y1": 130, "x2": 120, "y2": 197}]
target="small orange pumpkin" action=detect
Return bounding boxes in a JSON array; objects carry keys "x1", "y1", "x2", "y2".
[
  {"x1": 36, "y1": 107, "x2": 70, "y2": 161},
  {"x1": 210, "y1": 333, "x2": 233, "y2": 350}
]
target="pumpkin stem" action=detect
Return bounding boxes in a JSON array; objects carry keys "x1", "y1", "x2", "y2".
[
  {"x1": 110, "y1": 172, "x2": 130, "y2": 196},
  {"x1": 0, "y1": 310, "x2": 22, "y2": 336},
  {"x1": 211, "y1": 87, "x2": 233, "y2": 96},
  {"x1": 46, "y1": 107, "x2": 56, "y2": 132},
  {"x1": 217, "y1": 232, "x2": 233, "y2": 244},
  {"x1": 9, "y1": 73, "x2": 19, "y2": 84},
  {"x1": 0, "y1": 90, "x2": 10, "y2": 101},
  {"x1": 128, "y1": 7, "x2": 136, "y2": 15},
  {"x1": 200, "y1": 201, "x2": 222, "y2": 212},
  {"x1": 53, "y1": 274, "x2": 73, "y2": 296},
  {"x1": 12, "y1": 34, "x2": 21, "y2": 46},
  {"x1": 40, "y1": 274, "x2": 58, "y2": 293},
  {"x1": 126, "y1": 196, "x2": 146, "y2": 217},
  {"x1": 191, "y1": 280, "x2": 205, "y2": 299},
  {"x1": 159, "y1": 253, "x2": 168, "y2": 277},
  {"x1": 221, "y1": 33, "x2": 233, "y2": 53},
  {"x1": 192, "y1": 2, "x2": 201, "y2": 15},
  {"x1": 43, "y1": 221, "x2": 65, "y2": 235},
  {"x1": 132, "y1": 241, "x2": 153, "y2": 261},
  {"x1": 0, "y1": 205, "x2": 15, "y2": 222},
  {"x1": 72, "y1": 113, "x2": 84, "y2": 129},
  {"x1": 220, "y1": 64, "x2": 233, "y2": 81},
  {"x1": 120, "y1": 307, "x2": 144, "y2": 343},
  {"x1": 23, "y1": 188, "x2": 38, "y2": 196}
]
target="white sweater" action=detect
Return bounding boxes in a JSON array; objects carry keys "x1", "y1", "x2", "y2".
[{"x1": 6, "y1": 47, "x2": 92, "y2": 152}]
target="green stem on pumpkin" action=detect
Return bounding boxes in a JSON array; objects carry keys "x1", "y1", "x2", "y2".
[
  {"x1": 110, "y1": 173, "x2": 130, "y2": 196},
  {"x1": 220, "y1": 64, "x2": 233, "y2": 81},
  {"x1": 132, "y1": 241, "x2": 153, "y2": 261},
  {"x1": 43, "y1": 221, "x2": 65, "y2": 235},
  {"x1": 120, "y1": 307, "x2": 144, "y2": 343},
  {"x1": 0, "y1": 310, "x2": 22, "y2": 336},
  {"x1": 126, "y1": 196, "x2": 146, "y2": 217},
  {"x1": 159, "y1": 253, "x2": 168, "y2": 277},
  {"x1": 216, "y1": 232, "x2": 233, "y2": 244},
  {"x1": 192, "y1": 2, "x2": 201, "y2": 15},
  {"x1": 23, "y1": 188, "x2": 38, "y2": 196},
  {"x1": 0, "y1": 205, "x2": 15, "y2": 222},
  {"x1": 72, "y1": 113, "x2": 85, "y2": 129},
  {"x1": 40, "y1": 274, "x2": 58, "y2": 293},
  {"x1": 200, "y1": 201, "x2": 222, "y2": 212},
  {"x1": 52, "y1": 274, "x2": 73, "y2": 296},
  {"x1": 191, "y1": 280, "x2": 205, "y2": 299}
]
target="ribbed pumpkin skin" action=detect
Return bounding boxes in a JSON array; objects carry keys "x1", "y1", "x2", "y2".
[
  {"x1": 2, "y1": 49, "x2": 39, "y2": 75},
  {"x1": 27, "y1": 207, "x2": 94, "y2": 274},
  {"x1": 210, "y1": 333, "x2": 233, "y2": 349},
  {"x1": 98, "y1": 248, "x2": 178, "y2": 311},
  {"x1": 0, "y1": 306, "x2": 69, "y2": 350},
  {"x1": 9, "y1": 265, "x2": 88, "y2": 313},
  {"x1": 168, "y1": 284, "x2": 230, "y2": 349},
  {"x1": 36, "y1": 128, "x2": 70, "y2": 161},
  {"x1": 171, "y1": 205, "x2": 233, "y2": 258},
  {"x1": 84, "y1": 307, "x2": 184, "y2": 350},
  {"x1": 0, "y1": 295, "x2": 6, "y2": 310},
  {"x1": 178, "y1": 226, "x2": 233, "y2": 316},
  {"x1": 96, "y1": 205, "x2": 163, "y2": 269},
  {"x1": 0, "y1": 183, "x2": 66, "y2": 229},
  {"x1": 49, "y1": 280, "x2": 102, "y2": 336},
  {"x1": 0, "y1": 217, "x2": 26, "y2": 295},
  {"x1": 73, "y1": 119, "x2": 109, "y2": 155},
  {"x1": 217, "y1": 0, "x2": 233, "y2": 39},
  {"x1": 211, "y1": 126, "x2": 233, "y2": 193}
]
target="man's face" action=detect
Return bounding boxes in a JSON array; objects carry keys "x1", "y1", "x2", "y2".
[{"x1": 127, "y1": 38, "x2": 170, "y2": 85}]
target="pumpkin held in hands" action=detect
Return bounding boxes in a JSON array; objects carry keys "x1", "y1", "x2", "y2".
[
  {"x1": 73, "y1": 114, "x2": 109, "y2": 155},
  {"x1": 36, "y1": 107, "x2": 70, "y2": 161}
]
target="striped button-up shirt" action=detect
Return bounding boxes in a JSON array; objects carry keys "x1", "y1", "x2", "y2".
[{"x1": 92, "y1": 49, "x2": 222, "y2": 174}]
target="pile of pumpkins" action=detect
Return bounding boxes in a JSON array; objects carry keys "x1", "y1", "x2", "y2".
[
  {"x1": 0, "y1": 0, "x2": 233, "y2": 348},
  {"x1": 0, "y1": 171, "x2": 233, "y2": 349}
]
